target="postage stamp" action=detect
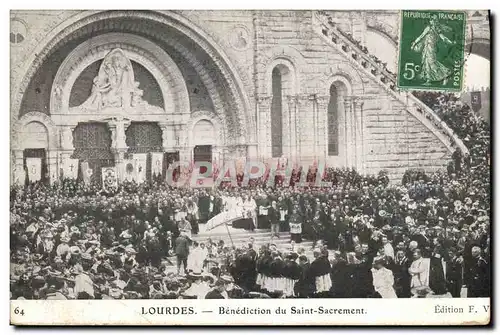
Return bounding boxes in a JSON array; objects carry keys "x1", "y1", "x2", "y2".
[{"x1": 397, "y1": 10, "x2": 467, "y2": 91}]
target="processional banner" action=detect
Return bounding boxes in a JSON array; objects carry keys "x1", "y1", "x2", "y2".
[
  {"x1": 133, "y1": 153, "x2": 147, "y2": 183},
  {"x1": 81, "y1": 161, "x2": 93, "y2": 185},
  {"x1": 123, "y1": 159, "x2": 136, "y2": 182},
  {"x1": 26, "y1": 158, "x2": 42, "y2": 182},
  {"x1": 64, "y1": 158, "x2": 79, "y2": 179},
  {"x1": 151, "y1": 152, "x2": 163, "y2": 177},
  {"x1": 102, "y1": 167, "x2": 118, "y2": 192}
]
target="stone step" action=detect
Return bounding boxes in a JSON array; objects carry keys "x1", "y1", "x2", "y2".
[{"x1": 193, "y1": 228, "x2": 314, "y2": 252}]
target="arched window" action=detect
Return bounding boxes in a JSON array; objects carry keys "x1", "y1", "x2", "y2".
[
  {"x1": 328, "y1": 85, "x2": 339, "y2": 156},
  {"x1": 271, "y1": 67, "x2": 283, "y2": 158},
  {"x1": 327, "y1": 80, "x2": 349, "y2": 159},
  {"x1": 10, "y1": 19, "x2": 27, "y2": 45}
]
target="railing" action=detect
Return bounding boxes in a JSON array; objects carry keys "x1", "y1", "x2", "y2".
[{"x1": 314, "y1": 11, "x2": 469, "y2": 155}]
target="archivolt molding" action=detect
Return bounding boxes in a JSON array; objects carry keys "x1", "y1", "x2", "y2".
[
  {"x1": 51, "y1": 33, "x2": 190, "y2": 117},
  {"x1": 260, "y1": 45, "x2": 307, "y2": 96},
  {"x1": 188, "y1": 110, "x2": 225, "y2": 148},
  {"x1": 12, "y1": 10, "x2": 253, "y2": 144},
  {"x1": 317, "y1": 62, "x2": 365, "y2": 96},
  {"x1": 11, "y1": 111, "x2": 58, "y2": 150}
]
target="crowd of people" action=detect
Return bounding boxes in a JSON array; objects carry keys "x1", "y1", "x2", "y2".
[{"x1": 10, "y1": 93, "x2": 490, "y2": 299}]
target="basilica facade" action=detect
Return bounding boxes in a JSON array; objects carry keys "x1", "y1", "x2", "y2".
[{"x1": 11, "y1": 10, "x2": 486, "y2": 184}]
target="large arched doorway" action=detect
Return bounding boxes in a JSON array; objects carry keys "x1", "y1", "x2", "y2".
[
  {"x1": 71, "y1": 122, "x2": 114, "y2": 184},
  {"x1": 21, "y1": 121, "x2": 49, "y2": 184}
]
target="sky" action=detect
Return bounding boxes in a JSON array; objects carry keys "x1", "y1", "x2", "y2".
[{"x1": 464, "y1": 54, "x2": 490, "y2": 90}]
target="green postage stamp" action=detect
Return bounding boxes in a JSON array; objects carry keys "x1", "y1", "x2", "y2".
[{"x1": 397, "y1": 10, "x2": 467, "y2": 91}]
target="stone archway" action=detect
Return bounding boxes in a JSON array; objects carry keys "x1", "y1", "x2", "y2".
[
  {"x1": 11, "y1": 111, "x2": 59, "y2": 184},
  {"x1": 11, "y1": 10, "x2": 254, "y2": 146},
  {"x1": 51, "y1": 33, "x2": 190, "y2": 117}
]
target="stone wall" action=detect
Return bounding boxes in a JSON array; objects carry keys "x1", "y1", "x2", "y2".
[{"x1": 11, "y1": 10, "x2": 463, "y2": 183}]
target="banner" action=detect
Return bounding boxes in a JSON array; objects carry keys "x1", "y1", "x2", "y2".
[
  {"x1": 101, "y1": 167, "x2": 118, "y2": 192},
  {"x1": 123, "y1": 159, "x2": 136, "y2": 182},
  {"x1": 151, "y1": 152, "x2": 163, "y2": 177},
  {"x1": 471, "y1": 91, "x2": 482, "y2": 113},
  {"x1": 26, "y1": 157, "x2": 42, "y2": 182},
  {"x1": 133, "y1": 153, "x2": 147, "y2": 183},
  {"x1": 205, "y1": 210, "x2": 244, "y2": 231},
  {"x1": 81, "y1": 161, "x2": 93, "y2": 185},
  {"x1": 205, "y1": 196, "x2": 245, "y2": 231},
  {"x1": 64, "y1": 158, "x2": 79, "y2": 179}
]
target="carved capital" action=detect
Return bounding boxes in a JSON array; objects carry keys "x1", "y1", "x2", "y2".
[
  {"x1": 352, "y1": 97, "x2": 364, "y2": 109},
  {"x1": 60, "y1": 126, "x2": 75, "y2": 151},
  {"x1": 256, "y1": 95, "x2": 272, "y2": 108},
  {"x1": 315, "y1": 95, "x2": 331, "y2": 107},
  {"x1": 286, "y1": 95, "x2": 300, "y2": 108}
]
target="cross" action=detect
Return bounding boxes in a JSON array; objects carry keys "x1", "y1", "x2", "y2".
[
  {"x1": 70, "y1": 164, "x2": 75, "y2": 172},
  {"x1": 138, "y1": 166, "x2": 143, "y2": 173}
]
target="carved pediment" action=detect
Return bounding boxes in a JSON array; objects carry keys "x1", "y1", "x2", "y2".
[{"x1": 69, "y1": 48, "x2": 163, "y2": 114}]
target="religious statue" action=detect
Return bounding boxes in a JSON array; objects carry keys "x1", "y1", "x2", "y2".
[{"x1": 77, "y1": 48, "x2": 147, "y2": 111}]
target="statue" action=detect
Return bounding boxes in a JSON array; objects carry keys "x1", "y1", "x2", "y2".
[{"x1": 77, "y1": 48, "x2": 146, "y2": 111}]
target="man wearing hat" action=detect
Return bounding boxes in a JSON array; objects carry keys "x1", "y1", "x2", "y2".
[
  {"x1": 56, "y1": 236, "x2": 71, "y2": 260},
  {"x1": 283, "y1": 252, "x2": 301, "y2": 297},
  {"x1": 175, "y1": 232, "x2": 190, "y2": 276},
  {"x1": 74, "y1": 257, "x2": 95, "y2": 299},
  {"x1": 45, "y1": 276, "x2": 68, "y2": 300},
  {"x1": 204, "y1": 275, "x2": 233, "y2": 299},
  {"x1": 309, "y1": 249, "x2": 332, "y2": 297},
  {"x1": 466, "y1": 246, "x2": 490, "y2": 297}
]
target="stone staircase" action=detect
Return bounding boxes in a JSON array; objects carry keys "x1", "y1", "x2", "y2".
[
  {"x1": 193, "y1": 224, "x2": 314, "y2": 252},
  {"x1": 161, "y1": 223, "x2": 316, "y2": 272},
  {"x1": 313, "y1": 11, "x2": 469, "y2": 156}
]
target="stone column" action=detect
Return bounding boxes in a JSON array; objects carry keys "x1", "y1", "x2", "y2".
[
  {"x1": 107, "y1": 118, "x2": 131, "y2": 180},
  {"x1": 174, "y1": 123, "x2": 191, "y2": 164},
  {"x1": 12, "y1": 149, "x2": 24, "y2": 186},
  {"x1": 343, "y1": 96, "x2": 354, "y2": 168},
  {"x1": 299, "y1": 97, "x2": 316, "y2": 164},
  {"x1": 353, "y1": 98, "x2": 365, "y2": 174},
  {"x1": 294, "y1": 96, "x2": 304, "y2": 161},
  {"x1": 316, "y1": 95, "x2": 330, "y2": 161},
  {"x1": 286, "y1": 95, "x2": 299, "y2": 161},
  {"x1": 58, "y1": 125, "x2": 76, "y2": 179},
  {"x1": 256, "y1": 95, "x2": 272, "y2": 159},
  {"x1": 47, "y1": 150, "x2": 58, "y2": 185},
  {"x1": 158, "y1": 121, "x2": 176, "y2": 152}
]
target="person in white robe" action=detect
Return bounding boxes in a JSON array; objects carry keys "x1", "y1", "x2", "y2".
[
  {"x1": 371, "y1": 257, "x2": 397, "y2": 298},
  {"x1": 188, "y1": 242, "x2": 206, "y2": 274},
  {"x1": 382, "y1": 235, "x2": 395, "y2": 260},
  {"x1": 409, "y1": 249, "x2": 430, "y2": 288},
  {"x1": 74, "y1": 269, "x2": 95, "y2": 298}
]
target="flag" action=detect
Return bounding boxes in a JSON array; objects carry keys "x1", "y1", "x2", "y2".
[
  {"x1": 133, "y1": 153, "x2": 147, "y2": 183},
  {"x1": 26, "y1": 158, "x2": 42, "y2": 182},
  {"x1": 102, "y1": 167, "x2": 118, "y2": 192},
  {"x1": 205, "y1": 196, "x2": 245, "y2": 231},
  {"x1": 151, "y1": 152, "x2": 163, "y2": 177},
  {"x1": 81, "y1": 161, "x2": 93, "y2": 185},
  {"x1": 123, "y1": 158, "x2": 136, "y2": 182},
  {"x1": 64, "y1": 158, "x2": 79, "y2": 179},
  {"x1": 205, "y1": 210, "x2": 244, "y2": 231},
  {"x1": 471, "y1": 91, "x2": 482, "y2": 113}
]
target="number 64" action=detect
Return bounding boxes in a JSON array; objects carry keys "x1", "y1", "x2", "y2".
[{"x1": 403, "y1": 63, "x2": 421, "y2": 80}]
